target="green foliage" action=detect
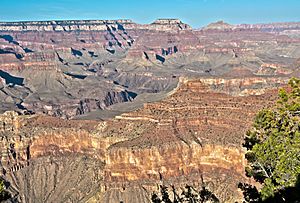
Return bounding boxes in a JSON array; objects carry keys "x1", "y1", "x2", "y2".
[
  {"x1": 243, "y1": 77, "x2": 300, "y2": 201},
  {"x1": 238, "y1": 183, "x2": 261, "y2": 203},
  {"x1": 0, "y1": 179, "x2": 4, "y2": 195},
  {"x1": 151, "y1": 184, "x2": 219, "y2": 203},
  {"x1": 0, "y1": 178, "x2": 10, "y2": 201}
]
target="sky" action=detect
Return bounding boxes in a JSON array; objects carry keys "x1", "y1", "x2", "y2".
[{"x1": 0, "y1": 0, "x2": 299, "y2": 28}]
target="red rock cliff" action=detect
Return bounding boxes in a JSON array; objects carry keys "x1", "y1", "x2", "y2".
[{"x1": 0, "y1": 77, "x2": 283, "y2": 202}]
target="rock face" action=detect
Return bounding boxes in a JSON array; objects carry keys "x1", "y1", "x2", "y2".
[
  {"x1": 0, "y1": 19, "x2": 300, "y2": 118},
  {"x1": 0, "y1": 19, "x2": 191, "y2": 32},
  {"x1": 0, "y1": 19, "x2": 300, "y2": 202},
  {"x1": 0, "y1": 77, "x2": 284, "y2": 203},
  {"x1": 151, "y1": 19, "x2": 192, "y2": 31}
]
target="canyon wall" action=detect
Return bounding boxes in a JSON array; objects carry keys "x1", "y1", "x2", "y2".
[
  {"x1": 0, "y1": 19, "x2": 300, "y2": 202},
  {"x1": 0, "y1": 77, "x2": 283, "y2": 202},
  {"x1": 0, "y1": 19, "x2": 191, "y2": 32},
  {"x1": 0, "y1": 19, "x2": 299, "y2": 117}
]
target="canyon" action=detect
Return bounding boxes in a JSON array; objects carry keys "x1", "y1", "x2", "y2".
[
  {"x1": 1, "y1": 19, "x2": 300, "y2": 118},
  {"x1": 0, "y1": 19, "x2": 300, "y2": 202}
]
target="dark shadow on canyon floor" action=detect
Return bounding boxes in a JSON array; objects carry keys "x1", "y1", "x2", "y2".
[{"x1": 0, "y1": 70, "x2": 24, "y2": 86}]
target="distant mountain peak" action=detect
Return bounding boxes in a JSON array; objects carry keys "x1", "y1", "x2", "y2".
[
  {"x1": 151, "y1": 19, "x2": 192, "y2": 30},
  {"x1": 203, "y1": 20, "x2": 234, "y2": 30}
]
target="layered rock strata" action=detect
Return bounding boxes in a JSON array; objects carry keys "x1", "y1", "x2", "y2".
[
  {"x1": 0, "y1": 19, "x2": 191, "y2": 32},
  {"x1": 0, "y1": 19, "x2": 300, "y2": 118},
  {"x1": 0, "y1": 77, "x2": 284, "y2": 202}
]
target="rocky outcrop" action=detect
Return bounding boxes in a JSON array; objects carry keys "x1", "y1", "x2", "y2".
[
  {"x1": 0, "y1": 77, "x2": 284, "y2": 202},
  {"x1": 0, "y1": 19, "x2": 191, "y2": 32},
  {"x1": 150, "y1": 19, "x2": 192, "y2": 31},
  {"x1": 202, "y1": 21, "x2": 234, "y2": 30},
  {"x1": 0, "y1": 20, "x2": 134, "y2": 32}
]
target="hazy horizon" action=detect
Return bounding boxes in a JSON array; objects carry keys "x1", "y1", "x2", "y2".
[
  {"x1": 1, "y1": 0, "x2": 300, "y2": 28},
  {"x1": 1, "y1": 18, "x2": 300, "y2": 27}
]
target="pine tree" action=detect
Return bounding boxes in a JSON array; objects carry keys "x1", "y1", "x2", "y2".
[
  {"x1": 243, "y1": 77, "x2": 300, "y2": 201},
  {"x1": 0, "y1": 178, "x2": 10, "y2": 201},
  {"x1": 151, "y1": 183, "x2": 219, "y2": 203}
]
